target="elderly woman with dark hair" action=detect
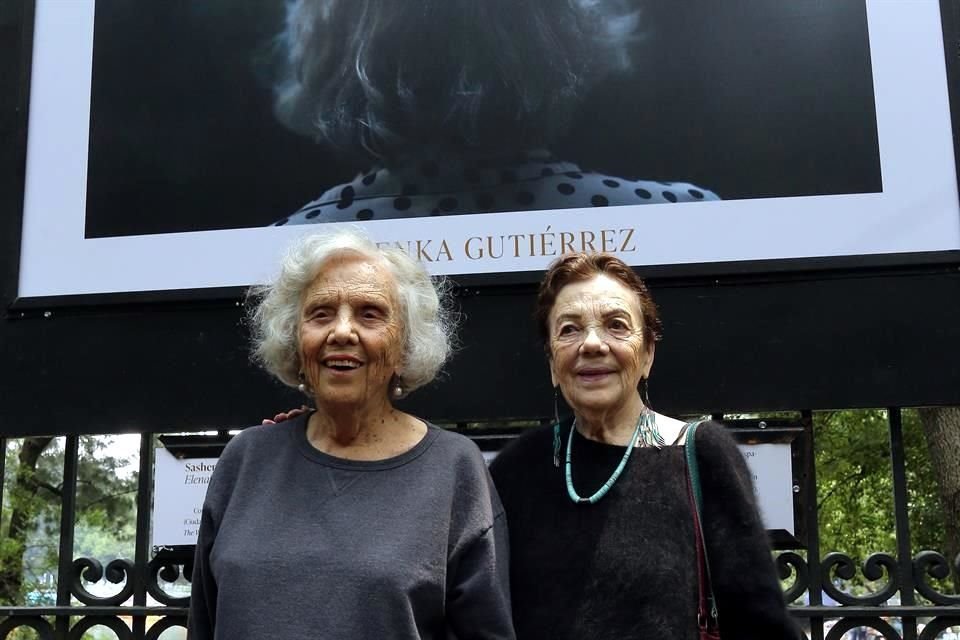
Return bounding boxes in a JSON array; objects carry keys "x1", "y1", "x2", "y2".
[
  {"x1": 268, "y1": 0, "x2": 717, "y2": 225},
  {"x1": 188, "y1": 228, "x2": 514, "y2": 639},
  {"x1": 489, "y1": 252, "x2": 802, "y2": 639}
]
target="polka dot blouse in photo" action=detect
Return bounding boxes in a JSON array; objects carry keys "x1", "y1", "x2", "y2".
[{"x1": 275, "y1": 150, "x2": 719, "y2": 226}]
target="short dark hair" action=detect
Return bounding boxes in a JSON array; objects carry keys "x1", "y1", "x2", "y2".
[
  {"x1": 535, "y1": 252, "x2": 662, "y2": 353},
  {"x1": 268, "y1": 0, "x2": 638, "y2": 161}
]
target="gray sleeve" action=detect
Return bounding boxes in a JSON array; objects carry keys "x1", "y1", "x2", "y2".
[
  {"x1": 186, "y1": 430, "x2": 246, "y2": 639},
  {"x1": 445, "y1": 510, "x2": 515, "y2": 640},
  {"x1": 187, "y1": 501, "x2": 218, "y2": 640}
]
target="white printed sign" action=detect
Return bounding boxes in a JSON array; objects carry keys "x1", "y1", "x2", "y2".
[
  {"x1": 739, "y1": 443, "x2": 795, "y2": 534},
  {"x1": 152, "y1": 448, "x2": 217, "y2": 548}
]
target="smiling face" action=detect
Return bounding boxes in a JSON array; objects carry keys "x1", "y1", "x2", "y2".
[
  {"x1": 298, "y1": 252, "x2": 405, "y2": 411},
  {"x1": 547, "y1": 274, "x2": 654, "y2": 417}
]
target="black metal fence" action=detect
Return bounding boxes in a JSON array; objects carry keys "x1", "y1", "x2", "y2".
[{"x1": 1, "y1": 408, "x2": 958, "y2": 639}]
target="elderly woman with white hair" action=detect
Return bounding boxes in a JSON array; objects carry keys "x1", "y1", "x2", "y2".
[{"x1": 188, "y1": 228, "x2": 514, "y2": 639}]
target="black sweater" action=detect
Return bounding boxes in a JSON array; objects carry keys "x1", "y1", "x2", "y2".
[{"x1": 489, "y1": 420, "x2": 801, "y2": 639}]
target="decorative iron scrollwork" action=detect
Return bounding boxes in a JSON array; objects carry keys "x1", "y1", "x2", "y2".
[
  {"x1": 0, "y1": 616, "x2": 54, "y2": 640},
  {"x1": 144, "y1": 616, "x2": 188, "y2": 640},
  {"x1": 821, "y1": 552, "x2": 899, "y2": 606},
  {"x1": 917, "y1": 616, "x2": 960, "y2": 640},
  {"x1": 913, "y1": 551, "x2": 960, "y2": 605},
  {"x1": 71, "y1": 557, "x2": 136, "y2": 606},
  {"x1": 824, "y1": 616, "x2": 902, "y2": 640},
  {"x1": 66, "y1": 615, "x2": 132, "y2": 640},
  {"x1": 146, "y1": 556, "x2": 193, "y2": 606},
  {"x1": 776, "y1": 551, "x2": 809, "y2": 604}
]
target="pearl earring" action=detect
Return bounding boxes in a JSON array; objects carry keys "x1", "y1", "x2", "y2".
[
  {"x1": 298, "y1": 371, "x2": 310, "y2": 395},
  {"x1": 391, "y1": 374, "x2": 404, "y2": 399}
]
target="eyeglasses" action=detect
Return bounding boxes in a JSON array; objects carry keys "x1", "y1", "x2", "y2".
[{"x1": 553, "y1": 320, "x2": 642, "y2": 345}]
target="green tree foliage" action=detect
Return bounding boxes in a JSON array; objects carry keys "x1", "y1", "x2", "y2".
[
  {"x1": 1, "y1": 436, "x2": 137, "y2": 605},
  {"x1": 815, "y1": 409, "x2": 946, "y2": 592}
]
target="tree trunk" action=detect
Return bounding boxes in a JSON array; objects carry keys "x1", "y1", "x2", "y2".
[
  {"x1": 917, "y1": 406, "x2": 960, "y2": 592},
  {"x1": 0, "y1": 436, "x2": 54, "y2": 604}
]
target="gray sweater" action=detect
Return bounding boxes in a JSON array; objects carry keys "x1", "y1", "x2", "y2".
[{"x1": 188, "y1": 414, "x2": 514, "y2": 639}]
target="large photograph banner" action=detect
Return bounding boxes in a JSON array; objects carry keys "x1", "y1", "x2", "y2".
[{"x1": 17, "y1": 0, "x2": 960, "y2": 297}]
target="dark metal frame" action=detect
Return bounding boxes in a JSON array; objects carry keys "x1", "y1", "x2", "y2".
[
  {"x1": 4, "y1": 3, "x2": 960, "y2": 438},
  {"x1": 3, "y1": 1, "x2": 960, "y2": 437},
  {"x1": 720, "y1": 418, "x2": 808, "y2": 550}
]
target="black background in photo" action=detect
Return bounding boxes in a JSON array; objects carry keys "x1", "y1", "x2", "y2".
[{"x1": 84, "y1": 0, "x2": 881, "y2": 238}]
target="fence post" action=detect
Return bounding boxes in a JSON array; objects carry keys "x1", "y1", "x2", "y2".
[
  {"x1": 55, "y1": 435, "x2": 79, "y2": 639},
  {"x1": 888, "y1": 407, "x2": 917, "y2": 640}
]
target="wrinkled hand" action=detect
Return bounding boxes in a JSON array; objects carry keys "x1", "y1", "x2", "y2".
[{"x1": 261, "y1": 405, "x2": 310, "y2": 425}]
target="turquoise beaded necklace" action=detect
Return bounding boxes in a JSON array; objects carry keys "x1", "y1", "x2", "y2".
[{"x1": 560, "y1": 409, "x2": 663, "y2": 505}]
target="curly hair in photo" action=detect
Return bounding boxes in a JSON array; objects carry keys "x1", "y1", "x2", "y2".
[{"x1": 267, "y1": 0, "x2": 639, "y2": 160}]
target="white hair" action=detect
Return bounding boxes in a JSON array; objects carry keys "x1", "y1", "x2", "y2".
[{"x1": 249, "y1": 227, "x2": 456, "y2": 396}]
